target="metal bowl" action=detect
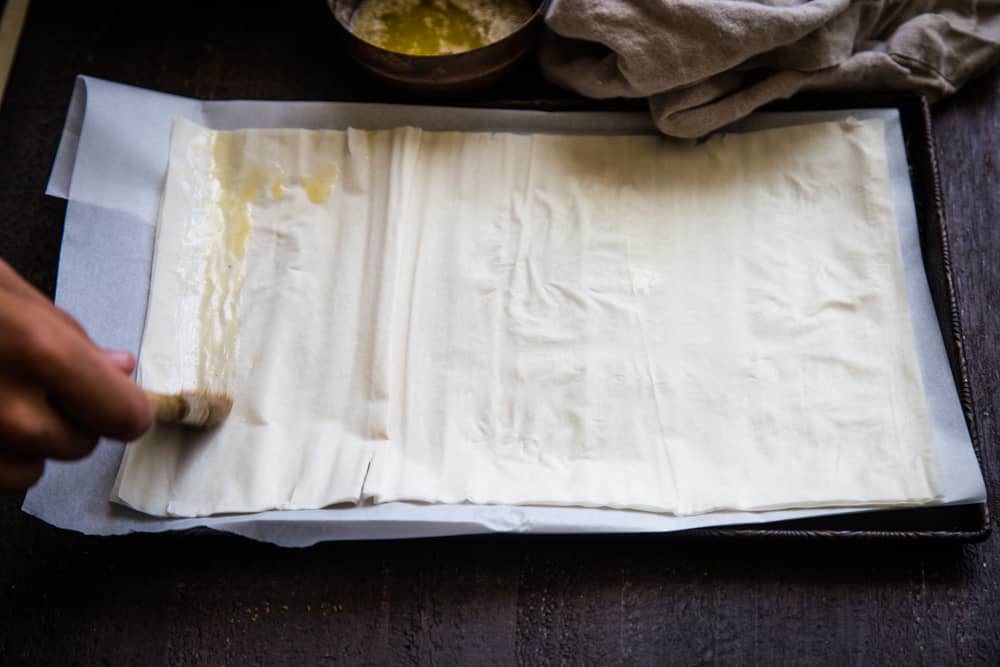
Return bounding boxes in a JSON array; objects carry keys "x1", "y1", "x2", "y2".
[{"x1": 328, "y1": 0, "x2": 549, "y2": 94}]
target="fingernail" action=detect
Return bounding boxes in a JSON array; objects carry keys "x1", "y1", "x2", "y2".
[{"x1": 103, "y1": 349, "x2": 136, "y2": 373}]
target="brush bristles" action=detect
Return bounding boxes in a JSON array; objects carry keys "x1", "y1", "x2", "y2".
[
  {"x1": 178, "y1": 390, "x2": 234, "y2": 428},
  {"x1": 146, "y1": 390, "x2": 233, "y2": 428}
]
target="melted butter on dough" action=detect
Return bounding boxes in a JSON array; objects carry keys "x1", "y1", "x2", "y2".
[
  {"x1": 300, "y1": 163, "x2": 338, "y2": 204},
  {"x1": 194, "y1": 133, "x2": 267, "y2": 391},
  {"x1": 197, "y1": 134, "x2": 325, "y2": 390}
]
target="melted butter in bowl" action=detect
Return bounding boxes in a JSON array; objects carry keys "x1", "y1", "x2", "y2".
[{"x1": 351, "y1": 0, "x2": 534, "y2": 56}]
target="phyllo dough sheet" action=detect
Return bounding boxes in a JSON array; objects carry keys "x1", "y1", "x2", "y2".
[
  {"x1": 113, "y1": 121, "x2": 415, "y2": 515},
  {"x1": 114, "y1": 118, "x2": 941, "y2": 517}
]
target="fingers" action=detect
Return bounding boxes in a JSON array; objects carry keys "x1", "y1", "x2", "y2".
[
  {"x1": 0, "y1": 384, "x2": 99, "y2": 461},
  {"x1": 0, "y1": 456, "x2": 45, "y2": 494},
  {"x1": 0, "y1": 291, "x2": 153, "y2": 443},
  {"x1": 51, "y1": 306, "x2": 91, "y2": 339},
  {"x1": 0, "y1": 259, "x2": 152, "y2": 495},
  {"x1": 23, "y1": 318, "x2": 152, "y2": 441},
  {"x1": 0, "y1": 260, "x2": 135, "y2": 374},
  {"x1": 0, "y1": 259, "x2": 93, "y2": 341},
  {"x1": 0, "y1": 259, "x2": 52, "y2": 305},
  {"x1": 102, "y1": 349, "x2": 137, "y2": 375}
]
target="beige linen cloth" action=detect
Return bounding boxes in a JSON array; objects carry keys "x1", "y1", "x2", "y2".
[{"x1": 541, "y1": 0, "x2": 1000, "y2": 137}]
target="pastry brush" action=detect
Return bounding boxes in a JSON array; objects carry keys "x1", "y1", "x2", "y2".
[{"x1": 144, "y1": 390, "x2": 233, "y2": 428}]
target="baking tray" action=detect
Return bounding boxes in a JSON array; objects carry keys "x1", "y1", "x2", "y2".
[
  {"x1": 454, "y1": 93, "x2": 990, "y2": 542},
  {"x1": 32, "y1": 83, "x2": 990, "y2": 543}
]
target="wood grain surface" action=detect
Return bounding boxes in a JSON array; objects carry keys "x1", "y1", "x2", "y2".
[{"x1": 0, "y1": 2, "x2": 997, "y2": 664}]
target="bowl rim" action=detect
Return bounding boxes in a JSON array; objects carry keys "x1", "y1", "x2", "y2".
[{"x1": 330, "y1": 0, "x2": 550, "y2": 60}]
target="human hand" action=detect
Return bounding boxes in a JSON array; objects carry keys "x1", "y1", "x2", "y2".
[{"x1": 0, "y1": 258, "x2": 153, "y2": 492}]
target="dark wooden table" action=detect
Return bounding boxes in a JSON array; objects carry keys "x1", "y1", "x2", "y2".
[{"x1": 1, "y1": 2, "x2": 998, "y2": 664}]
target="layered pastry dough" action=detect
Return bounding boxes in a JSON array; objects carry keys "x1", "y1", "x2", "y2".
[{"x1": 113, "y1": 118, "x2": 941, "y2": 517}]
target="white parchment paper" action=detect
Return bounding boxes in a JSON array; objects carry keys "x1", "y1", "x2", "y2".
[{"x1": 23, "y1": 76, "x2": 986, "y2": 546}]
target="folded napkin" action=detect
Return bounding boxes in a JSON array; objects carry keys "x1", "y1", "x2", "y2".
[{"x1": 541, "y1": 0, "x2": 1000, "y2": 137}]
